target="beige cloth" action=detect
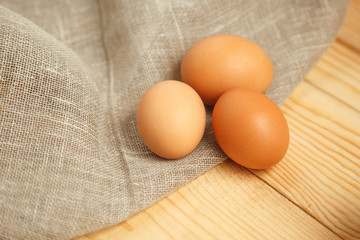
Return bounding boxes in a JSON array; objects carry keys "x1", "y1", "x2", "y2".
[{"x1": 0, "y1": 0, "x2": 348, "y2": 239}]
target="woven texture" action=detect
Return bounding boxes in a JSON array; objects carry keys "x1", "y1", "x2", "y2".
[{"x1": 0, "y1": 0, "x2": 348, "y2": 239}]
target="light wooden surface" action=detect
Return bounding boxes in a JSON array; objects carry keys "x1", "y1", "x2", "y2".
[{"x1": 74, "y1": 1, "x2": 360, "y2": 239}]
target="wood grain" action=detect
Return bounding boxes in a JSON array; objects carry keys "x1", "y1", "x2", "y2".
[
  {"x1": 75, "y1": 162, "x2": 342, "y2": 240},
  {"x1": 74, "y1": 1, "x2": 360, "y2": 239},
  {"x1": 306, "y1": 42, "x2": 360, "y2": 111}
]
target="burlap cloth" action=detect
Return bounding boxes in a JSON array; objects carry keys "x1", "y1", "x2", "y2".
[{"x1": 0, "y1": 0, "x2": 349, "y2": 239}]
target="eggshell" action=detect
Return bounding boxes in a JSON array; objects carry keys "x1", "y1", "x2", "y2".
[
  {"x1": 212, "y1": 88, "x2": 289, "y2": 169},
  {"x1": 181, "y1": 35, "x2": 273, "y2": 106},
  {"x1": 137, "y1": 80, "x2": 206, "y2": 159}
]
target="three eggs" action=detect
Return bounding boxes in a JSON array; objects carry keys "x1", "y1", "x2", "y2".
[{"x1": 136, "y1": 35, "x2": 289, "y2": 169}]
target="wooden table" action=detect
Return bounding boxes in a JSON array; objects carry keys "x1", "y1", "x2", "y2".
[{"x1": 75, "y1": 1, "x2": 360, "y2": 239}]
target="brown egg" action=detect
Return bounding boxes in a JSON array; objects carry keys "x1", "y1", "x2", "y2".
[
  {"x1": 181, "y1": 35, "x2": 273, "y2": 106},
  {"x1": 136, "y1": 80, "x2": 206, "y2": 159},
  {"x1": 212, "y1": 88, "x2": 289, "y2": 169}
]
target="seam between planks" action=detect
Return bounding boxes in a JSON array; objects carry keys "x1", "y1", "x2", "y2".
[
  {"x1": 304, "y1": 78, "x2": 359, "y2": 113},
  {"x1": 246, "y1": 168, "x2": 346, "y2": 240},
  {"x1": 336, "y1": 37, "x2": 360, "y2": 55}
]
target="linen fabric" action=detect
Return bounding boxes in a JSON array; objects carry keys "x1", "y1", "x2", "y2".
[{"x1": 0, "y1": 0, "x2": 348, "y2": 239}]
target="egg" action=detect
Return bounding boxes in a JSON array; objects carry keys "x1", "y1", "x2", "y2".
[
  {"x1": 136, "y1": 80, "x2": 206, "y2": 159},
  {"x1": 181, "y1": 35, "x2": 273, "y2": 106},
  {"x1": 212, "y1": 88, "x2": 289, "y2": 169}
]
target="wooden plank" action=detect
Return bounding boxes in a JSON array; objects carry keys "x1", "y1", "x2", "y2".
[
  {"x1": 305, "y1": 41, "x2": 360, "y2": 111},
  {"x1": 74, "y1": 161, "x2": 342, "y2": 240}
]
